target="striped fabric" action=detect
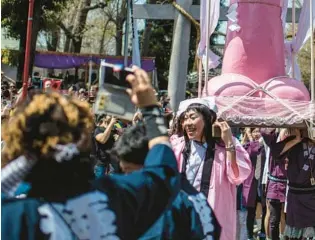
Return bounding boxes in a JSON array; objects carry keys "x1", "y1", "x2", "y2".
[{"x1": 1, "y1": 156, "x2": 37, "y2": 197}]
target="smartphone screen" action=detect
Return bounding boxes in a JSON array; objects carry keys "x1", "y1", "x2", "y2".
[{"x1": 102, "y1": 66, "x2": 132, "y2": 89}]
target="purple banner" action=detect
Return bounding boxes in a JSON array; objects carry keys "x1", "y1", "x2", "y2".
[{"x1": 34, "y1": 52, "x2": 155, "y2": 71}]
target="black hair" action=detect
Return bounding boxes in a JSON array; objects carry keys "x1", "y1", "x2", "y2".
[
  {"x1": 70, "y1": 85, "x2": 77, "y2": 91},
  {"x1": 2, "y1": 89, "x2": 10, "y2": 98},
  {"x1": 169, "y1": 113, "x2": 184, "y2": 137},
  {"x1": 110, "y1": 124, "x2": 148, "y2": 165},
  {"x1": 181, "y1": 103, "x2": 218, "y2": 162},
  {"x1": 96, "y1": 114, "x2": 107, "y2": 124}
]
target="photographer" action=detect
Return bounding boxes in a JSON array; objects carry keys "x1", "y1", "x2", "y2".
[{"x1": 93, "y1": 114, "x2": 117, "y2": 176}]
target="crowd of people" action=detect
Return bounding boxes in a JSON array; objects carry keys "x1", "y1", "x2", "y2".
[{"x1": 1, "y1": 67, "x2": 315, "y2": 240}]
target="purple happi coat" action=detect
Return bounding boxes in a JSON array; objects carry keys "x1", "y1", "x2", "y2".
[
  {"x1": 271, "y1": 136, "x2": 315, "y2": 228},
  {"x1": 261, "y1": 129, "x2": 287, "y2": 202},
  {"x1": 242, "y1": 140, "x2": 266, "y2": 208}
]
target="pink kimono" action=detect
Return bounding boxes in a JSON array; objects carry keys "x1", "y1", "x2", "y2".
[{"x1": 171, "y1": 135, "x2": 252, "y2": 240}]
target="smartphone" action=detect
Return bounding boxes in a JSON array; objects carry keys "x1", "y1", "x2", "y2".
[
  {"x1": 95, "y1": 67, "x2": 135, "y2": 121},
  {"x1": 212, "y1": 125, "x2": 221, "y2": 138}
]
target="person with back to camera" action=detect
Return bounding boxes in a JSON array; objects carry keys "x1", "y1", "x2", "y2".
[
  {"x1": 1, "y1": 66, "x2": 180, "y2": 240},
  {"x1": 170, "y1": 98, "x2": 252, "y2": 240},
  {"x1": 111, "y1": 123, "x2": 221, "y2": 240}
]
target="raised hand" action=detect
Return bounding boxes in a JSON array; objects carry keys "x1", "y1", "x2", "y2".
[
  {"x1": 126, "y1": 66, "x2": 158, "y2": 108},
  {"x1": 213, "y1": 121, "x2": 233, "y2": 146}
]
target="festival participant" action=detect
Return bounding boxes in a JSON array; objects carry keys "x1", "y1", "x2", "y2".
[
  {"x1": 112, "y1": 123, "x2": 221, "y2": 239},
  {"x1": 261, "y1": 128, "x2": 288, "y2": 240},
  {"x1": 171, "y1": 98, "x2": 252, "y2": 240},
  {"x1": 44, "y1": 80, "x2": 52, "y2": 92},
  {"x1": 78, "y1": 88, "x2": 88, "y2": 101},
  {"x1": 68, "y1": 85, "x2": 77, "y2": 97},
  {"x1": 93, "y1": 114, "x2": 117, "y2": 176},
  {"x1": 266, "y1": 129, "x2": 315, "y2": 240},
  {"x1": 1, "y1": 67, "x2": 180, "y2": 239},
  {"x1": 242, "y1": 128, "x2": 267, "y2": 240}
]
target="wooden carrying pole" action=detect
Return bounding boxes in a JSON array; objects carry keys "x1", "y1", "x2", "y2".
[
  {"x1": 311, "y1": 0, "x2": 314, "y2": 102},
  {"x1": 310, "y1": 0, "x2": 314, "y2": 138},
  {"x1": 291, "y1": 0, "x2": 296, "y2": 78}
]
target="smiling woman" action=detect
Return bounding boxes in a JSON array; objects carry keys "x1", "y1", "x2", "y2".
[{"x1": 170, "y1": 98, "x2": 252, "y2": 240}]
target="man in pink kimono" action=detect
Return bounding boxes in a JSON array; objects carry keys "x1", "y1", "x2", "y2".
[{"x1": 171, "y1": 98, "x2": 252, "y2": 240}]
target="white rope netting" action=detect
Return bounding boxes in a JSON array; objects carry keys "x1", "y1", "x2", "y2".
[{"x1": 215, "y1": 96, "x2": 315, "y2": 126}]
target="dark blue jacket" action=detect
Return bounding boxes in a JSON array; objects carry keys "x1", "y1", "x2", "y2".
[{"x1": 2, "y1": 144, "x2": 179, "y2": 240}]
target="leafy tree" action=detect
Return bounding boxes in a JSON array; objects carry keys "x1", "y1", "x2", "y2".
[
  {"x1": 141, "y1": 0, "x2": 226, "y2": 89},
  {"x1": 102, "y1": 0, "x2": 127, "y2": 56},
  {"x1": 141, "y1": 20, "x2": 174, "y2": 89},
  {"x1": 1, "y1": 0, "x2": 67, "y2": 81},
  {"x1": 298, "y1": 38, "x2": 313, "y2": 90}
]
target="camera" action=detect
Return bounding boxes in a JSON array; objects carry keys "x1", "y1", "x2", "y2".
[{"x1": 95, "y1": 67, "x2": 135, "y2": 121}]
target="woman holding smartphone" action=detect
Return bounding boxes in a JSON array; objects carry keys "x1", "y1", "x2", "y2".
[{"x1": 171, "y1": 98, "x2": 252, "y2": 240}]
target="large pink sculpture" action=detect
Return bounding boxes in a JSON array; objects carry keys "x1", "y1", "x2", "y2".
[{"x1": 204, "y1": 0, "x2": 310, "y2": 102}]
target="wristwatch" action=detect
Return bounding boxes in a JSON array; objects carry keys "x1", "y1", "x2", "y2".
[{"x1": 225, "y1": 144, "x2": 236, "y2": 152}]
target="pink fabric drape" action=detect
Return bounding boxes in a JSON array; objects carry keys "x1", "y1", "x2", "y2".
[
  {"x1": 281, "y1": 0, "x2": 289, "y2": 33},
  {"x1": 285, "y1": 0, "x2": 315, "y2": 80},
  {"x1": 197, "y1": 0, "x2": 221, "y2": 70}
]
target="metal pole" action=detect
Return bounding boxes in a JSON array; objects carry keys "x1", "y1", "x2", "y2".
[
  {"x1": 88, "y1": 59, "x2": 93, "y2": 91},
  {"x1": 204, "y1": 0, "x2": 211, "y2": 96},
  {"x1": 198, "y1": 59, "x2": 202, "y2": 97},
  {"x1": 99, "y1": 60, "x2": 105, "y2": 89},
  {"x1": 124, "y1": 0, "x2": 131, "y2": 67},
  {"x1": 291, "y1": 0, "x2": 296, "y2": 78},
  {"x1": 22, "y1": 0, "x2": 35, "y2": 99}
]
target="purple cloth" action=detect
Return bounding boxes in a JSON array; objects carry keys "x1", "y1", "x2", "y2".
[
  {"x1": 34, "y1": 53, "x2": 155, "y2": 71},
  {"x1": 272, "y1": 137, "x2": 315, "y2": 228},
  {"x1": 242, "y1": 141, "x2": 265, "y2": 208},
  {"x1": 261, "y1": 129, "x2": 287, "y2": 203}
]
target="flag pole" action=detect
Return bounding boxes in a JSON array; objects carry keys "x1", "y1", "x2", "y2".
[
  {"x1": 22, "y1": 0, "x2": 35, "y2": 99},
  {"x1": 124, "y1": 0, "x2": 131, "y2": 67}
]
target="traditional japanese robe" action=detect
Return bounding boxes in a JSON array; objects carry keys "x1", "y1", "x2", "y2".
[
  {"x1": 271, "y1": 137, "x2": 315, "y2": 229},
  {"x1": 140, "y1": 178, "x2": 221, "y2": 240},
  {"x1": 171, "y1": 136, "x2": 251, "y2": 240},
  {"x1": 2, "y1": 144, "x2": 180, "y2": 240},
  {"x1": 261, "y1": 128, "x2": 288, "y2": 202},
  {"x1": 242, "y1": 140, "x2": 266, "y2": 208}
]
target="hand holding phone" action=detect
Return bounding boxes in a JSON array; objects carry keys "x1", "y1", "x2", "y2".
[
  {"x1": 213, "y1": 121, "x2": 233, "y2": 145},
  {"x1": 95, "y1": 65, "x2": 135, "y2": 120},
  {"x1": 126, "y1": 67, "x2": 157, "y2": 108},
  {"x1": 95, "y1": 64, "x2": 157, "y2": 121}
]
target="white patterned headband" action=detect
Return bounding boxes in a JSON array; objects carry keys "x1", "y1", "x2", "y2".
[
  {"x1": 176, "y1": 97, "x2": 218, "y2": 117},
  {"x1": 1, "y1": 144, "x2": 80, "y2": 197}
]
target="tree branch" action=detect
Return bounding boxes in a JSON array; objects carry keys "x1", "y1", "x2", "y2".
[
  {"x1": 82, "y1": 2, "x2": 107, "y2": 11},
  {"x1": 58, "y1": 21, "x2": 75, "y2": 40}
]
